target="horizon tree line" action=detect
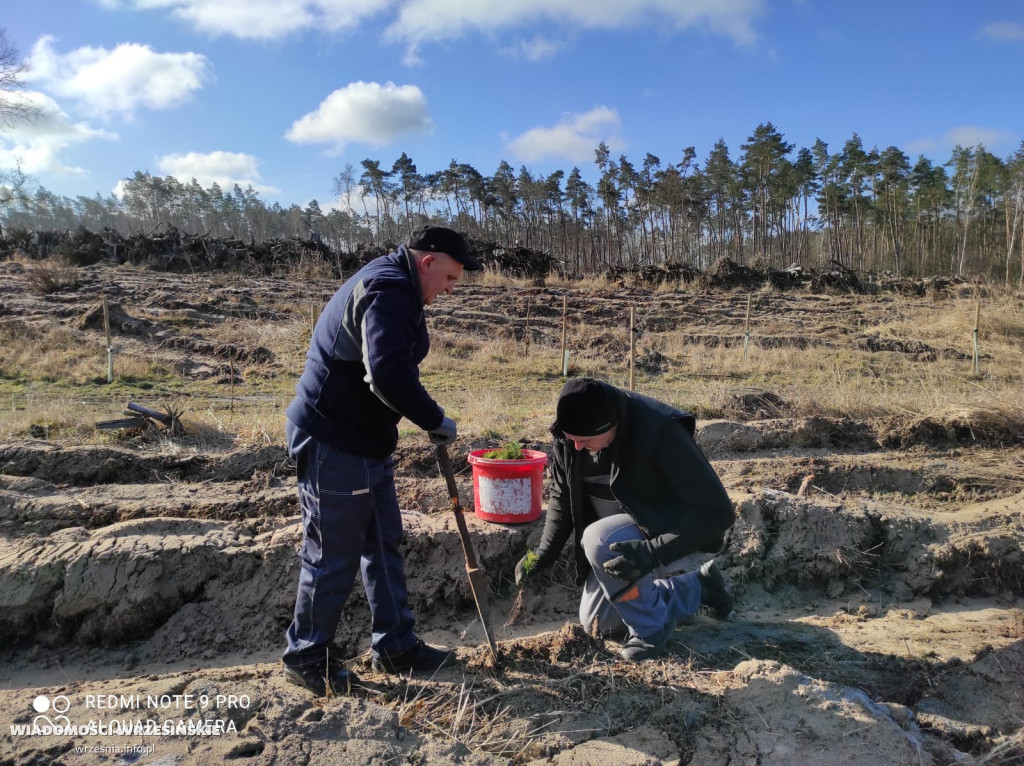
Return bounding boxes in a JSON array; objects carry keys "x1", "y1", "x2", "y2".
[{"x1": 2, "y1": 124, "x2": 1023, "y2": 285}]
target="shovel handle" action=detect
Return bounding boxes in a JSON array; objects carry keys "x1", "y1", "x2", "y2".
[
  {"x1": 436, "y1": 444, "x2": 460, "y2": 504},
  {"x1": 437, "y1": 444, "x2": 498, "y2": 661},
  {"x1": 436, "y1": 445, "x2": 480, "y2": 570}
]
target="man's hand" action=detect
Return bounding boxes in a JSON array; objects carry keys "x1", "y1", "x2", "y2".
[
  {"x1": 515, "y1": 551, "x2": 543, "y2": 587},
  {"x1": 603, "y1": 539, "x2": 656, "y2": 581},
  {"x1": 428, "y1": 416, "x2": 457, "y2": 446}
]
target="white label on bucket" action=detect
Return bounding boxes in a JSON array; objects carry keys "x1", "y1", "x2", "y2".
[{"x1": 478, "y1": 477, "x2": 532, "y2": 516}]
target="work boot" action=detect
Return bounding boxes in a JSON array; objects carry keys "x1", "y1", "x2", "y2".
[
  {"x1": 698, "y1": 560, "x2": 735, "y2": 620},
  {"x1": 282, "y1": 658, "x2": 359, "y2": 696},
  {"x1": 372, "y1": 638, "x2": 456, "y2": 675},
  {"x1": 620, "y1": 619, "x2": 678, "y2": 662},
  {"x1": 600, "y1": 624, "x2": 629, "y2": 642}
]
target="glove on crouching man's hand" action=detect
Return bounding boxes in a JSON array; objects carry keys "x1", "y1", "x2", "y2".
[
  {"x1": 428, "y1": 416, "x2": 457, "y2": 446},
  {"x1": 515, "y1": 551, "x2": 546, "y2": 588},
  {"x1": 603, "y1": 539, "x2": 656, "y2": 581}
]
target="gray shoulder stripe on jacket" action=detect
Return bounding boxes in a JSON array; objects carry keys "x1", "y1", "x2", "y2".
[{"x1": 332, "y1": 279, "x2": 367, "y2": 362}]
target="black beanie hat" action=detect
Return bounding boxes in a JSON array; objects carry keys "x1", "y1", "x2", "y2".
[
  {"x1": 408, "y1": 226, "x2": 483, "y2": 271},
  {"x1": 556, "y1": 378, "x2": 619, "y2": 436}
]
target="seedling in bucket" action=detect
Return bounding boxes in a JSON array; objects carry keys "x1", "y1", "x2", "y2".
[
  {"x1": 481, "y1": 442, "x2": 525, "y2": 460},
  {"x1": 467, "y1": 448, "x2": 548, "y2": 524}
]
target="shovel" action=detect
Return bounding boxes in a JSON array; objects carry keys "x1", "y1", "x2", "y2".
[{"x1": 436, "y1": 444, "x2": 499, "y2": 663}]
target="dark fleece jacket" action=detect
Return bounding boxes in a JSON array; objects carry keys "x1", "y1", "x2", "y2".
[{"x1": 536, "y1": 386, "x2": 734, "y2": 585}]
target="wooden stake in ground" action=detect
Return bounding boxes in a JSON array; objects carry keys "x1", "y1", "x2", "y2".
[
  {"x1": 972, "y1": 300, "x2": 981, "y2": 374},
  {"x1": 743, "y1": 293, "x2": 752, "y2": 362},
  {"x1": 628, "y1": 305, "x2": 636, "y2": 391},
  {"x1": 102, "y1": 295, "x2": 113, "y2": 384},
  {"x1": 560, "y1": 293, "x2": 569, "y2": 376},
  {"x1": 311, "y1": 303, "x2": 321, "y2": 334},
  {"x1": 524, "y1": 296, "x2": 532, "y2": 357}
]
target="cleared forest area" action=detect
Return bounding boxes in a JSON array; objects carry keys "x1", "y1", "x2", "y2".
[
  {"x1": 0, "y1": 251, "x2": 1022, "y2": 764},
  {"x1": 4, "y1": 124, "x2": 1024, "y2": 285}
]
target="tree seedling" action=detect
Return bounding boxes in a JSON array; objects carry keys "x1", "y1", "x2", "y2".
[
  {"x1": 504, "y1": 550, "x2": 539, "y2": 628},
  {"x1": 481, "y1": 442, "x2": 526, "y2": 460},
  {"x1": 520, "y1": 550, "x2": 539, "y2": 577}
]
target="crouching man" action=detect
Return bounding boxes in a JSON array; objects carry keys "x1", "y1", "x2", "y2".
[{"x1": 516, "y1": 378, "x2": 735, "y2": 661}]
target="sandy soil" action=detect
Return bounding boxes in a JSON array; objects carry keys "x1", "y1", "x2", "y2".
[{"x1": 0, "y1": 264, "x2": 1022, "y2": 765}]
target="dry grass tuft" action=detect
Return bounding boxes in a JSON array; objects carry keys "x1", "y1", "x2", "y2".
[
  {"x1": 383, "y1": 630, "x2": 688, "y2": 764},
  {"x1": 391, "y1": 679, "x2": 544, "y2": 760},
  {"x1": 476, "y1": 268, "x2": 536, "y2": 290},
  {"x1": 25, "y1": 257, "x2": 81, "y2": 294},
  {"x1": 978, "y1": 729, "x2": 1024, "y2": 765},
  {"x1": 288, "y1": 252, "x2": 338, "y2": 282},
  {"x1": 545, "y1": 274, "x2": 619, "y2": 294},
  {"x1": 876, "y1": 400, "x2": 1024, "y2": 448}
]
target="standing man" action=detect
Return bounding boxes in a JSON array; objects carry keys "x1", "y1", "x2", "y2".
[
  {"x1": 516, "y1": 378, "x2": 735, "y2": 661},
  {"x1": 282, "y1": 226, "x2": 482, "y2": 695}
]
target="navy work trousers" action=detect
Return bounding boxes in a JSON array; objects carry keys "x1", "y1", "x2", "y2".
[{"x1": 282, "y1": 421, "x2": 416, "y2": 669}]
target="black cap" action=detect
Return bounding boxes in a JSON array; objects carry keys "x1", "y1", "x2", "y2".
[
  {"x1": 556, "y1": 378, "x2": 620, "y2": 436},
  {"x1": 408, "y1": 226, "x2": 482, "y2": 271}
]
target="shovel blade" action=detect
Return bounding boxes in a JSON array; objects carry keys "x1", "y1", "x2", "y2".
[{"x1": 466, "y1": 565, "x2": 499, "y2": 660}]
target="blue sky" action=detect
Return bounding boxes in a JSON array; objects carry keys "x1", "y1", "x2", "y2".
[{"x1": 2, "y1": 0, "x2": 1022, "y2": 210}]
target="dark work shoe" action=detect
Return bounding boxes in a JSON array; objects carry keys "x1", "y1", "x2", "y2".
[
  {"x1": 283, "y1": 659, "x2": 359, "y2": 696},
  {"x1": 600, "y1": 625, "x2": 629, "y2": 642},
  {"x1": 372, "y1": 639, "x2": 456, "y2": 675},
  {"x1": 698, "y1": 560, "x2": 735, "y2": 620},
  {"x1": 620, "y1": 619, "x2": 678, "y2": 661}
]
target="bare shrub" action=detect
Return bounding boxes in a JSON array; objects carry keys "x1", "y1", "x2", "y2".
[
  {"x1": 288, "y1": 252, "x2": 337, "y2": 282},
  {"x1": 26, "y1": 257, "x2": 79, "y2": 294}
]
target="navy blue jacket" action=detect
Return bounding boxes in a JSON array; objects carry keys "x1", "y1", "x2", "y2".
[{"x1": 286, "y1": 246, "x2": 444, "y2": 458}]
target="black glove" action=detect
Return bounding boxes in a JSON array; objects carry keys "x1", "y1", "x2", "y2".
[
  {"x1": 428, "y1": 416, "x2": 457, "y2": 446},
  {"x1": 603, "y1": 539, "x2": 656, "y2": 581}
]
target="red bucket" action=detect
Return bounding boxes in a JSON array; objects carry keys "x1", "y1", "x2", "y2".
[{"x1": 467, "y1": 449, "x2": 548, "y2": 524}]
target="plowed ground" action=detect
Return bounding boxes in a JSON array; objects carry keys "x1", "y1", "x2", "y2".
[{"x1": 0, "y1": 264, "x2": 1021, "y2": 765}]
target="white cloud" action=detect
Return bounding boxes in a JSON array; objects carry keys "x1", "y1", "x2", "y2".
[
  {"x1": 946, "y1": 125, "x2": 1017, "y2": 149},
  {"x1": 321, "y1": 185, "x2": 371, "y2": 214},
  {"x1": 503, "y1": 35, "x2": 564, "y2": 61},
  {"x1": 28, "y1": 36, "x2": 209, "y2": 119},
  {"x1": 0, "y1": 91, "x2": 116, "y2": 176},
  {"x1": 506, "y1": 106, "x2": 623, "y2": 163},
  {"x1": 102, "y1": 0, "x2": 392, "y2": 40},
  {"x1": 977, "y1": 21, "x2": 1024, "y2": 42},
  {"x1": 285, "y1": 81, "x2": 433, "y2": 153},
  {"x1": 102, "y1": 0, "x2": 764, "y2": 47},
  {"x1": 386, "y1": 0, "x2": 764, "y2": 48},
  {"x1": 906, "y1": 125, "x2": 1017, "y2": 156},
  {"x1": 157, "y1": 151, "x2": 280, "y2": 194}
]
